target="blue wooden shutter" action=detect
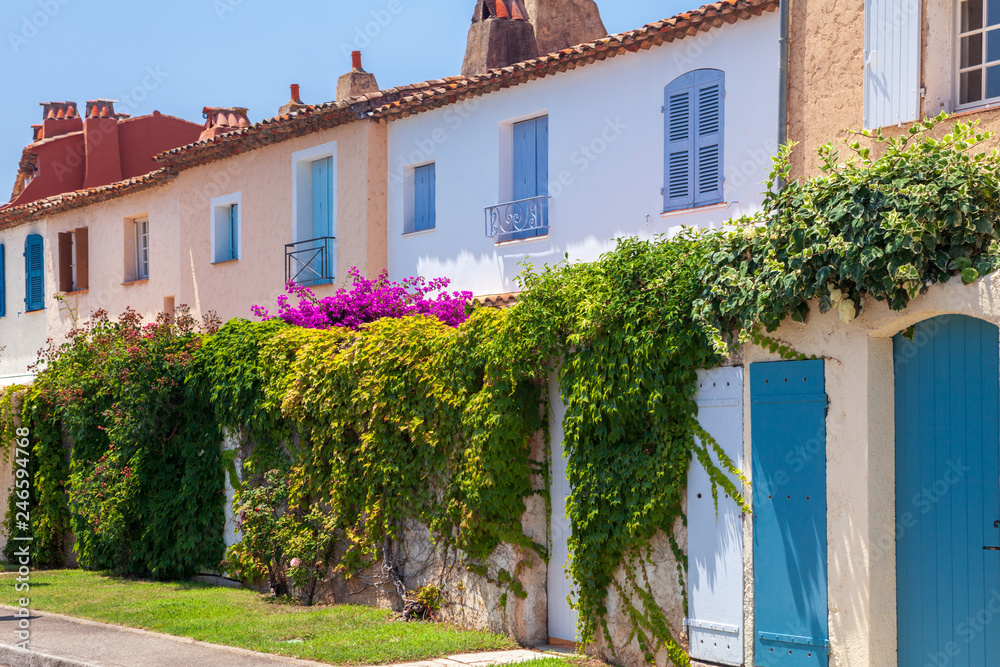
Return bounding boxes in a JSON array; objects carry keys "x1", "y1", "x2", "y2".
[
  {"x1": 664, "y1": 75, "x2": 695, "y2": 211},
  {"x1": 229, "y1": 204, "x2": 239, "y2": 260},
  {"x1": 24, "y1": 234, "x2": 44, "y2": 312},
  {"x1": 511, "y1": 116, "x2": 548, "y2": 239},
  {"x1": 694, "y1": 70, "x2": 724, "y2": 207},
  {"x1": 311, "y1": 157, "x2": 334, "y2": 240},
  {"x1": 413, "y1": 163, "x2": 436, "y2": 232},
  {"x1": 751, "y1": 360, "x2": 829, "y2": 666},
  {"x1": 864, "y1": 0, "x2": 921, "y2": 128},
  {"x1": 0, "y1": 244, "x2": 6, "y2": 318}
]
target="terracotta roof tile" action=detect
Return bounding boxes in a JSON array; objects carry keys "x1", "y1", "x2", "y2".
[
  {"x1": 474, "y1": 292, "x2": 520, "y2": 308},
  {"x1": 372, "y1": 0, "x2": 777, "y2": 121},
  {"x1": 0, "y1": 170, "x2": 171, "y2": 229}
]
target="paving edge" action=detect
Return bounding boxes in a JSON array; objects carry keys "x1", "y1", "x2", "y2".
[
  {"x1": 0, "y1": 643, "x2": 101, "y2": 667},
  {"x1": 0, "y1": 605, "x2": 335, "y2": 667}
]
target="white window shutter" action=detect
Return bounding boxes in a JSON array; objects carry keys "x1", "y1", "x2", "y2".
[{"x1": 864, "y1": 0, "x2": 922, "y2": 129}]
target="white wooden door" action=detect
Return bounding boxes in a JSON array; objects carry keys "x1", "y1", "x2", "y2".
[
  {"x1": 547, "y1": 373, "x2": 578, "y2": 645},
  {"x1": 687, "y1": 367, "x2": 744, "y2": 665}
]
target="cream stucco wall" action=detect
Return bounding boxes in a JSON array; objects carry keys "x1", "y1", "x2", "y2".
[
  {"x1": 0, "y1": 118, "x2": 388, "y2": 378},
  {"x1": 737, "y1": 273, "x2": 1000, "y2": 666},
  {"x1": 174, "y1": 120, "x2": 388, "y2": 324},
  {"x1": 788, "y1": 0, "x2": 1000, "y2": 180}
]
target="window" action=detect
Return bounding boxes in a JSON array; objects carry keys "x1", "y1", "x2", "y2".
[
  {"x1": 663, "y1": 69, "x2": 724, "y2": 212},
  {"x1": 290, "y1": 142, "x2": 337, "y2": 286},
  {"x1": 24, "y1": 234, "x2": 44, "y2": 312},
  {"x1": 508, "y1": 116, "x2": 548, "y2": 241},
  {"x1": 407, "y1": 163, "x2": 436, "y2": 233},
  {"x1": 0, "y1": 244, "x2": 5, "y2": 318},
  {"x1": 211, "y1": 193, "x2": 241, "y2": 263},
  {"x1": 135, "y1": 218, "x2": 149, "y2": 281},
  {"x1": 957, "y1": 0, "x2": 1000, "y2": 106},
  {"x1": 57, "y1": 228, "x2": 89, "y2": 292}
]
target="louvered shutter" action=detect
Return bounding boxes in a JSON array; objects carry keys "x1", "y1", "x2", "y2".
[
  {"x1": 24, "y1": 234, "x2": 44, "y2": 312},
  {"x1": 694, "y1": 69, "x2": 725, "y2": 207},
  {"x1": 664, "y1": 77, "x2": 695, "y2": 212},
  {"x1": 864, "y1": 0, "x2": 921, "y2": 129},
  {"x1": 0, "y1": 244, "x2": 6, "y2": 318}
]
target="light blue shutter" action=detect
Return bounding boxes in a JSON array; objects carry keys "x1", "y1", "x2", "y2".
[
  {"x1": 229, "y1": 204, "x2": 239, "y2": 260},
  {"x1": 414, "y1": 164, "x2": 436, "y2": 232},
  {"x1": 0, "y1": 244, "x2": 5, "y2": 317},
  {"x1": 752, "y1": 360, "x2": 830, "y2": 666},
  {"x1": 864, "y1": 0, "x2": 921, "y2": 129},
  {"x1": 664, "y1": 76, "x2": 695, "y2": 212},
  {"x1": 512, "y1": 116, "x2": 548, "y2": 239},
  {"x1": 694, "y1": 70, "x2": 724, "y2": 207},
  {"x1": 311, "y1": 157, "x2": 334, "y2": 282},
  {"x1": 311, "y1": 157, "x2": 334, "y2": 240},
  {"x1": 24, "y1": 234, "x2": 44, "y2": 312}
]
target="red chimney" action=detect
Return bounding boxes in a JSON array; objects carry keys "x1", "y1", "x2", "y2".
[
  {"x1": 352, "y1": 50, "x2": 363, "y2": 71},
  {"x1": 290, "y1": 84, "x2": 301, "y2": 103},
  {"x1": 82, "y1": 100, "x2": 123, "y2": 189}
]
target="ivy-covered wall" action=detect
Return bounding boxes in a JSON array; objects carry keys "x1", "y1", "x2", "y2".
[{"x1": 4, "y1": 117, "x2": 1000, "y2": 667}]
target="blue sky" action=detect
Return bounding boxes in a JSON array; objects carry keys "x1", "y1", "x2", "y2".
[{"x1": 0, "y1": 0, "x2": 693, "y2": 184}]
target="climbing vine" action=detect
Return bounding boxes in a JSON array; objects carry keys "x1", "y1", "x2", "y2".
[{"x1": 4, "y1": 116, "x2": 1000, "y2": 665}]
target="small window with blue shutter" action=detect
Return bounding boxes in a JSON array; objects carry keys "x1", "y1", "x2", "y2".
[
  {"x1": 211, "y1": 194, "x2": 241, "y2": 263},
  {"x1": 663, "y1": 69, "x2": 725, "y2": 212},
  {"x1": 24, "y1": 234, "x2": 44, "y2": 312},
  {"x1": 410, "y1": 163, "x2": 436, "y2": 233}
]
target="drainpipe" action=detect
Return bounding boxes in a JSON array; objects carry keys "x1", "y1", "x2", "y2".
[{"x1": 778, "y1": 0, "x2": 790, "y2": 148}]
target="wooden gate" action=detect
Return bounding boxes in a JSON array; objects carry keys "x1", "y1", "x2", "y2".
[{"x1": 894, "y1": 315, "x2": 1000, "y2": 666}]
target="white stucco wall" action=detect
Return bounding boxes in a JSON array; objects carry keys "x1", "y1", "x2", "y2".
[
  {"x1": 386, "y1": 12, "x2": 781, "y2": 296},
  {"x1": 0, "y1": 221, "x2": 54, "y2": 383}
]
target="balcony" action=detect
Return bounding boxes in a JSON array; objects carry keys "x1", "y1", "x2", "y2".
[
  {"x1": 484, "y1": 195, "x2": 550, "y2": 241},
  {"x1": 285, "y1": 237, "x2": 335, "y2": 286}
]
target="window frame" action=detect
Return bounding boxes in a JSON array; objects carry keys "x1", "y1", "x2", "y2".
[
  {"x1": 954, "y1": 0, "x2": 1000, "y2": 110},
  {"x1": 405, "y1": 162, "x2": 437, "y2": 235},
  {"x1": 662, "y1": 69, "x2": 726, "y2": 213},
  {"x1": 134, "y1": 218, "x2": 150, "y2": 281},
  {"x1": 211, "y1": 192, "x2": 242, "y2": 264}
]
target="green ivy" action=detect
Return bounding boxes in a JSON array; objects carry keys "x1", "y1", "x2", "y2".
[{"x1": 4, "y1": 116, "x2": 999, "y2": 666}]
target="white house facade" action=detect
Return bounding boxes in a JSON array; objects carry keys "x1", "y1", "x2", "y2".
[{"x1": 380, "y1": 6, "x2": 781, "y2": 297}]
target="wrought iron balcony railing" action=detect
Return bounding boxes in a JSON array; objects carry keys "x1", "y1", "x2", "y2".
[
  {"x1": 485, "y1": 195, "x2": 550, "y2": 240},
  {"x1": 285, "y1": 237, "x2": 335, "y2": 286}
]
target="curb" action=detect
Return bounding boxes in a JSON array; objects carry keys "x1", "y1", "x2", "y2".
[
  {"x1": 0, "y1": 644, "x2": 101, "y2": 667},
  {"x1": 0, "y1": 606, "x2": 335, "y2": 667}
]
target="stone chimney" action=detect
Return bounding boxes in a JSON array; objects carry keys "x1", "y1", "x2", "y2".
[
  {"x1": 279, "y1": 84, "x2": 307, "y2": 116},
  {"x1": 462, "y1": 1, "x2": 539, "y2": 76},
  {"x1": 523, "y1": 0, "x2": 607, "y2": 55},
  {"x1": 199, "y1": 107, "x2": 251, "y2": 142},
  {"x1": 337, "y1": 51, "x2": 379, "y2": 102}
]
